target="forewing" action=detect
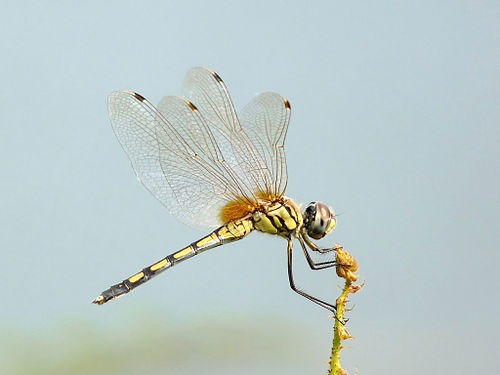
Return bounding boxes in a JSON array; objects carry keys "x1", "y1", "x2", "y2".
[
  {"x1": 108, "y1": 91, "x2": 250, "y2": 228},
  {"x1": 182, "y1": 68, "x2": 287, "y2": 198},
  {"x1": 182, "y1": 67, "x2": 240, "y2": 136},
  {"x1": 239, "y1": 92, "x2": 290, "y2": 198}
]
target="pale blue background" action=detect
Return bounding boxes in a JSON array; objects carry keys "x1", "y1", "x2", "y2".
[{"x1": 1, "y1": 1, "x2": 499, "y2": 374}]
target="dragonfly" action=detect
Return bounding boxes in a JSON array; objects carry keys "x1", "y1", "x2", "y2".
[{"x1": 93, "y1": 67, "x2": 341, "y2": 311}]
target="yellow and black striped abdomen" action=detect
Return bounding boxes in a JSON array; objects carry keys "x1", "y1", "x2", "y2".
[
  {"x1": 252, "y1": 199, "x2": 303, "y2": 237},
  {"x1": 93, "y1": 219, "x2": 254, "y2": 305}
]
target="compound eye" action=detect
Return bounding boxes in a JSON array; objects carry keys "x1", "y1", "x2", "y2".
[{"x1": 304, "y1": 202, "x2": 336, "y2": 240}]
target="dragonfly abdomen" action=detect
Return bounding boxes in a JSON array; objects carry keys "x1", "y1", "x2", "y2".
[{"x1": 93, "y1": 219, "x2": 254, "y2": 305}]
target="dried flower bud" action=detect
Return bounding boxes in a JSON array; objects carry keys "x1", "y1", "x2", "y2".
[{"x1": 335, "y1": 245, "x2": 359, "y2": 282}]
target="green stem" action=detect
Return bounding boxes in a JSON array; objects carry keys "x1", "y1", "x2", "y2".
[{"x1": 329, "y1": 278, "x2": 352, "y2": 375}]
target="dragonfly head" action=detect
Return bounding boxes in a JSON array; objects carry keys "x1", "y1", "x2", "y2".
[{"x1": 303, "y1": 202, "x2": 336, "y2": 240}]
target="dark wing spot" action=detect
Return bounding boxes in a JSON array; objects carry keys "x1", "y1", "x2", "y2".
[
  {"x1": 186, "y1": 101, "x2": 198, "y2": 111},
  {"x1": 284, "y1": 98, "x2": 291, "y2": 110},
  {"x1": 212, "y1": 71, "x2": 223, "y2": 83},
  {"x1": 133, "y1": 92, "x2": 146, "y2": 102}
]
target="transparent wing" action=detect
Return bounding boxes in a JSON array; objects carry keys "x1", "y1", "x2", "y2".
[
  {"x1": 108, "y1": 69, "x2": 291, "y2": 228},
  {"x1": 182, "y1": 67, "x2": 290, "y2": 199},
  {"x1": 239, "y1": 92, "x2": 290, "y2": 198},
  {"x1": 108, "y1": 91, "x2": 254, "y2": 228}
]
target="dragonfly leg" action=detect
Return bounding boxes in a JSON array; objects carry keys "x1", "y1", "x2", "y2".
[
  {"x1": 298, "y1": 235, "x2": 337, "y2": 270},
  {"x1": 302, "y1": 232, "x2": 343, "y2": 254},
  {"x1": 286, "y1": 238, "x2": 336, "y2": 312}
]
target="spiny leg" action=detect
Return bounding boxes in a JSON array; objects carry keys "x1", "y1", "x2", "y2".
[
  {"x1": 286, "y1": 238, "x2": 336, "y2": 312},
  {"x1": 298, "y1": 235, "x2": 337, "y2": 270}
]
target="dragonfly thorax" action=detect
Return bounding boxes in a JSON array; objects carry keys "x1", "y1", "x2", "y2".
[{"x1": 252, "y1": 198, "x2": 304, "y2": 237}]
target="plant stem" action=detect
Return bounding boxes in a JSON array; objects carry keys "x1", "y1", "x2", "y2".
[
  {"x1": 329, "y1": 278, "x2": 352, "y2": 375},
  {"x1": 328, "y1": 245, "x2": 361, "y2": 375}
]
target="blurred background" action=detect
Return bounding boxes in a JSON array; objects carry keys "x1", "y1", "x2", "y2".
[{"x1": 1, "y1": 1, "x2": 499, "y2": 374}]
